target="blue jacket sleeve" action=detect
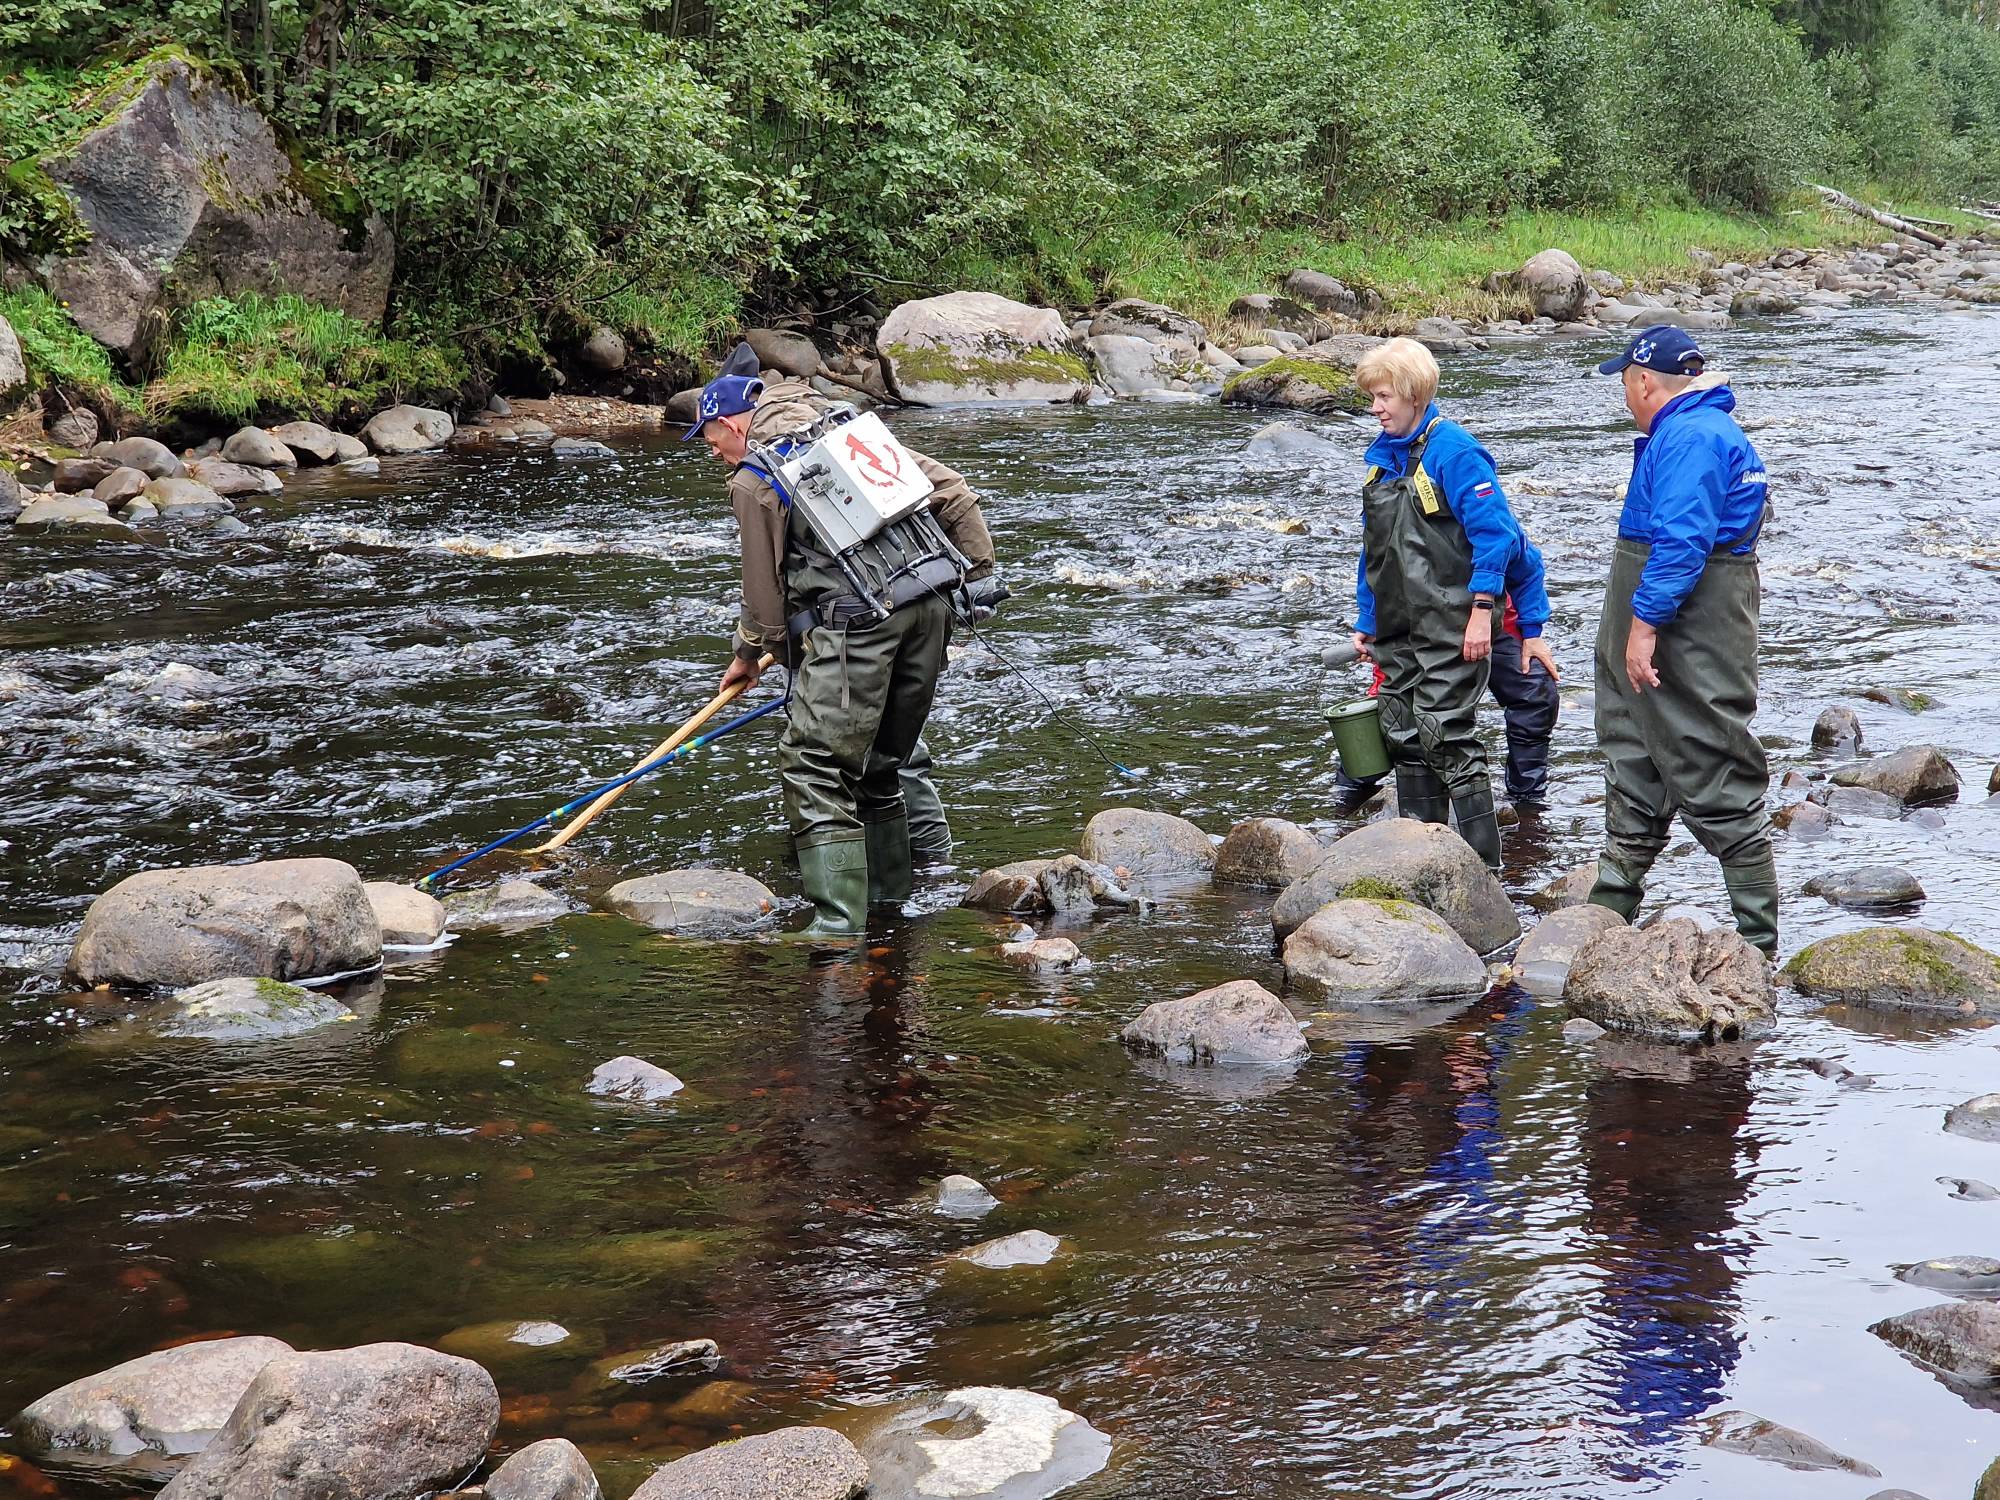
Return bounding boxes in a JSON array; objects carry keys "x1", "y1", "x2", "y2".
[
  {"x1": 1631, "y1": 429, "x2": 1726, "y2": 627},
  {"x1": 1355, "y1": 544, "x2": 1376, "y2": 636},
  {"x1": 1506, "y1": 537, "x2": 1551, "y2": 639},
  {"x1": 1431, "y1": 436, "x2": 1522, "y2": 599}
]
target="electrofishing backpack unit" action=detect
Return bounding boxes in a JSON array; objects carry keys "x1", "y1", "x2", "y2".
[{"x1": 744, "y1": 405, "x2": 976, "y2": 635}]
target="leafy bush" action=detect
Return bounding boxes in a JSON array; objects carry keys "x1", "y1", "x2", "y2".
[{"x1": 0, "y1": 285, "x2": 137, "y2": 407}]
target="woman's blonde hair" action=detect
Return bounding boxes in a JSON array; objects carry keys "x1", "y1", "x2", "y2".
[{"x1": 1354, "y1": 336, "x2": 1440, "y2": 408}]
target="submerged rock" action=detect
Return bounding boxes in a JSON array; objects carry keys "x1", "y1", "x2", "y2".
[
  {"x1": 440, "y1": 879, "x2": 572, "y2": 930},
  {"x1": 1803, "y1": 866, "x2": 1925, "y2": 908},
  {"x1": 363, "y1": 881, "x2": 447, "y2": 946},
  {"x1": 961, "y1": 860, "x2": 1054, "y2": 914},
  {"x1": 1818, "y1": 785, "x2": 1904, "y2": 820},
  {"x1": 1868, "y1": 1301, "x2": 2000, "y2": 1383},
  {"x1": 877, "y1": 292, "x2": 1090, "y2": 405},
  {"x1": 1895, "y1": 1256, "x2": 2000, "y2": 1297},
  {"x1": 1831, "y1": 745, "x2": 1960, "y2": 805},
  {"x1": 1947, "y1": 1095, "x2": 2000, "y2": 1143},
  {"x1": 1564, "y1": 919, "x2": 1774, "y2": 1042},
  {"x1": 160, "y1": 977, "x2": 356, "y2": 1040},
  {"x1": 67, "y1": 857, "x2": 382, "y2": 989},
  {"x1": 852, "y1": 1386, "x2": 1110, "y2": 1500},
  {"x1": 11, "y1": 1335, "x2": 293, "y2": 1470},
  {"x1": 916, "y1": 1175, "x2": 1000, "y2": 1218},
  {"x1": 1213, "y1": 817, "x2": 1324, "y2": 888},
  {"x1": 434, "y1": 1320, "x2": 596, "y2": 1376},
  {"x1": 552, "y1": 437, "x2": 616, "y2": 459},
  {"x1": 1270, "y1": 819, "x2": 1519, "y2": 953},
  {"x1": 1078, "y1": 807, "x2": 1215, "y2": 875},
  {"x1": 631, "y1": 1429, "x2": 865, "y2": 1500},
  {"x1": 602, "y1": 870, "x2": 777, "y2": 934},
  {"x1": 1120, "y1": 979, "x2": 1308, "y2": 1065},
  {"x1": 1940, "y1": 1176, "x2": 2000, "y2": 1201},
  {"x1": 953, "y1": 1229, "x2": 1062, "y2": 1268},
  {"x1": 156, "y1": 1343, "x2": 498, "y2": 1500},
  {"x1": 1282, "y1": 898, "x2": 1487, "y2": 1004},
  {"x1": 606, "y1": 1339, "x2": 721, "y2": 1385},
  {"x1": 1514, "y1": 906, "x2": 1625, "y2": 995},
  {"x1": 1785, "y1": 927, "x2": 2000, "y2": 1014},
  {"x1": 586, "y1": 1055, "x2": 684, "y2": 1103},
  {"x1": 1699, "y1": 1410, "x2": 1879, "y2": 1476},
  {"x1": 1241, "y1": 421, "x2": 1345, "y2": 468},
  {"x1": 486, "y1": 1437, "x2": 602, "y2": 1500}
]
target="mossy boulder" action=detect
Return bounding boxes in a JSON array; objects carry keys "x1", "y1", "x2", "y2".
[
  {"x1": 877, "y1": 291, "x2": 1090, "y2": 404},
  {"x1": 1271, "y1": 819, "x2": 1519, "y2": 953},
  {"x1": 1785, "y1": 926, "x2": 2000, "y2": 1014},
  {"x1": 160, "y1": 977, "x2": 357, "y2": 1040},
  {"x1": 1222, "y1": 353, "x2": 1368, "y2": 414}
]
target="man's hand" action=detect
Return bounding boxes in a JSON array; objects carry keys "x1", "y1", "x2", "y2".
[
  {"x1": 719, "y1": 654, "x2": 763, "y2": 694},
  {"x1": 1522, "y1": 636, "x2": 1562, "y2": 682},
  {"x1": 1462, "y1": 607, "x2": 1493, "y2": 663},
  {"x1": 1625, "y1": 618, "x2": 1661, "y2": 693},
  {"x1": 1352, "y1": 630, "x2": 1375, "y2": 664}
]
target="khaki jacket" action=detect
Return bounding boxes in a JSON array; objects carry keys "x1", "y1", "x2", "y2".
[{"x1": 726, "y1": 380, "x2": 994, "y2": 663}]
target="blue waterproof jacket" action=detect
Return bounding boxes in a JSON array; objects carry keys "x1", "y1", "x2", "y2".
[
  {"x1": 1620, "y1": 380, "x2": 1768, "y2": 627},
  {"x1": 1355, "y1": 403, "x2": 1550, "y2": 639}
]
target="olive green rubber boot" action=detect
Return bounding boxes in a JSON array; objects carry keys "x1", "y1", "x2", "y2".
[
  {"x1": 1586, "y1": 856, "x2": 1647, "y2": 921},
  {"x1": 1723, "y1": 852, "x2": 1780, "y2": 959},
  {"x1": 1450, "y1": 786, "x2": 1504, "y2": 873},
  {"x1": 797, "y1": 836, "x2": 868, "y2": 937},
  {"x1": 864, "y1": 814, "x2": 914, "y2": 910},
  {"x1": 1395, "y1": 765, "x2": 1451, "y2": 826}
]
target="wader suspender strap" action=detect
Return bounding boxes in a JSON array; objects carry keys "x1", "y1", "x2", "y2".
[{"x1": 1364, "y1": 417, "x2": 1446, "y2": 515}]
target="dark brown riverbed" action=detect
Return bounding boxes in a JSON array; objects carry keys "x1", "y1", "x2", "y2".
[{"x1": 3, "y1": 305, "x2": 2000, "y2": 1497}]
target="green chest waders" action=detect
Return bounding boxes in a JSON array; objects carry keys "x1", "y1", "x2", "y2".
[
  {"x1": 1361, "y1": 423, "x2": 1502, "y2": 869},
  {"x1": 1588, "y1": 536, "x2": 1776, "y2": 954}
]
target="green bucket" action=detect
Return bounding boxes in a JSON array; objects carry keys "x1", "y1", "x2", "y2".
[{"x1": 1325, "y1": 697, "x2": 1391, "y2": 780}]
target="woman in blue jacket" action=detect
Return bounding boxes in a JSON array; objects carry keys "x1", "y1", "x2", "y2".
[{"x1": 1350, "y1": 337, "x2": 1555, "y2": 871}]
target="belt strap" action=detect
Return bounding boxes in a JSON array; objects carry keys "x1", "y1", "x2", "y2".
[{"x1": 789, "y1": 555, "x2": 962, "y2": 637}]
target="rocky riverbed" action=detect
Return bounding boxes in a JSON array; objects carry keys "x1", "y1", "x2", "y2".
[{"x1": 4, "y1": 295, "x2": 2000, "y2": 1499}]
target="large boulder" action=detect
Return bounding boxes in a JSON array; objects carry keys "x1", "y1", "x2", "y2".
[
  {"x1": 1830, "y1": 745, "x2": 1960, "y2": 805},
  {"x1": 156, "y1": 1343, "x2": 497, "y2": 1500},
  {"x1": 630, "y1": 1425, "x2": 867, "y2": 1500},
  {"x1": 1489, "y1": 249, "x2": 1588, "y2": 322},
  {"x1": 1213, "y1": 817, "x2": 1324, "y2": 888},
  {"x1": 91, "y1": 436, "x2": 183, "y2": 479},
  {"x1": 1281, "y1": 898, "x2": 1487, "y2": 1003},
  {"x1": 743, "y1": 327, "x2": 823, "y2": 378},
  {"x1": 1087, "y1": 298, "x2": 1204, "y2": 351},
  {"x1": 850, "y1": 1387, "x2": 1110, "y2": 1500},
  {"x1": 1270, "y1": 819, "x2": 1520, "y2": 953},
  {"x1": 362, "y1": 404, "x2": 454, "y2": 455},
  {"x1": 1280, "y1": 269, "x2": 1362, "y2": 317},
  {"x1": 1514, "y1": 905, "x2": 1625, "y2": 995},
  {"x1": 1119, "y1": 979, "x2": 1308, "y2": 1064},
  {"x1": 39, "y1": 54, "x2": 392, "y2": 363},
  {"x1": 1564, "y1": 919, "x2": 1774, "y2": 1042},
  {"x1": 1868, "y1": 1301, "x2": 2000, "y2": 1383},
  {"x1": 1078, "y1": 807, "x2": 1214, "y2": 875},
  {"x1": 1221, "y1": 352, "x2": 1369, "y2": 415},
  {"x1": 221, "y1": 427, "x2": 295, "y2": 468},
  {"x1": 67, "y1": 857, "x2": 382, "y2": 989},
  {"x1": 602, "y1": 870, "x2": 777, "y2": 935},
  {"x1": 10, "y1": 1335, "x2": 293, "y2": 1471},
  {"x1": 1784, "y1": 927, "x2": 2000, "y2": 1015},
  {"x1": 486, "y1": 1438, "x2": 602, "y2": 1500},
  {"x1": 877, "y1": 291, "x2": 1090, "y2": 404},
  {"x1": 1084, "y1": 333, "x2": 1204, "y2": 397}
]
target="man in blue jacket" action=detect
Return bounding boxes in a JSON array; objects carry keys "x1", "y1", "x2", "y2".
[{"x1": 1586, "y1": 327, "x2": 1776, "y2": 956}]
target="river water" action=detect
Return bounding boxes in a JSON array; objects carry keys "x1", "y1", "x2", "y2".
[{"x1": 4, "y1": 305, "x2": 2000, "y2": 1498}]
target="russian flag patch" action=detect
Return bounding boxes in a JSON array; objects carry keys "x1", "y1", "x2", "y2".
[{"x1": 1473, "y1": 481, "x2": 1496, "y2": 498}]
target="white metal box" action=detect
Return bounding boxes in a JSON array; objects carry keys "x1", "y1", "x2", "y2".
[{"x1": 776, "y1": 411, "x2": 935, "y2": 553}]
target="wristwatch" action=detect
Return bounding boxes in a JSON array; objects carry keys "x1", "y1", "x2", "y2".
[{"x1": 1472, "y1": 595, "x2": 1497, "y2": 609}]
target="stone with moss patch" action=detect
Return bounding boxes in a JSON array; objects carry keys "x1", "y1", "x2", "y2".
[
  {"x1": 159, "y1": 977, "x2": 358, "y2": 1039},
  {"x1": 877, "y1": 291, "x2": 1091, "y2": 404},
  {"x1": 1785, "y1": 926, "x2": 2000, "y2": 1014},
  {"x1": 1222, "y1": 354, "x2": 1369, "y2": 414},
  {"x1": 1282, "y1": 897, "x2": 1487, "y2": 1004}
]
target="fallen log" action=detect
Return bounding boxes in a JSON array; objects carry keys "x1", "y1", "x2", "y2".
[{"x1": 1809, "y1": 183, "x2": 1948, "y2": 248}]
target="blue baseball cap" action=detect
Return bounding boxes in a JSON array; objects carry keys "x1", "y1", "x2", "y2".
[
  {"x1": 681, "y1": 373, "x2": 765, "y2": 441},
  {"x1": 1597, "y1": 325, "x2": 1705, "y2": 377}
]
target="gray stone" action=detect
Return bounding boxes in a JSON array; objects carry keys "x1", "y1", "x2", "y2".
[
  {"x1": 1241, "y1": 422, "x2": 1345, "y2": 467},
  {"x1": 1819, "y1": 785, "x2": 1905, "y2": 820},
  {"x1": 362, "y1": 882, "x2": 446, "y2": 946},
  {"x1": 156, "y1": 1343, "x2": 498, "y2": 1500},
  {"x1": 49, "y1": 407, "x2": 100, "y2": 449},
  {"x1": 851, "y1": 1387, "x2": 1109, "y2": 1500},
  {"x1": 208, "y1": 515, "x2": 250, "y2": 536},
  {"x1": 11, "y1": 1335, "x2": 293, "y2": 1466},
  {"x1": 0, "y1": 469, "x2": 21, "y2": 522},
  {"x1": 953, "y1": 1229, "x2": 1061, "y2": 1268},
  {"x1": 268, "y1": 421, "x2": 343, "y2": 463},
  {"x1": 1564, "y1": 919, "x2": 1774, "y2": 1042},
  {"x1": 960, "y1": 860, "x2": 1054, "y2": 914},
  {"x1": 630, "y1": 1425, "x2": 867, "y2": 1500},
  {"x1": 578, "y1": 326, "x2": 627, "y2": 373},
  {"x1": 40, "y1": 56, "x2": 392, "y2": 364},
  {"x1": 338, "y1": 456, "x2": 380, "y2": 477},
  {"x1": 1699, "y1": 1411, "x2": 1878, "y2": 1476},
  {"x1": 1941, "y1": 1176, "x2": 2000, "y2": 1201},
  {"x1": 1774, "y1": 800, "x2": 1838, "y2": 836},
  {"x1": 1412, "y1": 315, "x2": 1475, "y2": 349},
  {"x1": 1213, "y1": 818, "x2": 1324, "y2": 888},
  {"x1": 1232, "y1": 344, "x2": 1283, "y2": 366},
  {"x1": 440, "y1": 879, "x2": 572, "y2": 930},
  {"x1": 1222, "y1": 348, "x2": 1370, "y2": 415},
  {"x1": 602, "y1": 870, "x2": 777, "y2": 934},
  {"x1": 1271, "y1": 818, "x2": 1520, "y2": 953},
  {"x1": 606, "y1": 1339, "x2": 720, "y2": 1385},
  {"x1": 743, "y1": 327, "x2": 823, "y2": 378},
  {"x1": 187, "y1": 457, "x2": 283, "y2": 496},
  {"x1": 877, "y1": 292, "x2": 1089, "y2": 404},
  {"x1": 1868, "y1": 1301, "x2": 2000, "y2": 1383},
  {"x1": 221, "y1": 426, "x2": 295, "y2": 468},
  {"x1": 918, "y1": 1175, "x2": 1000, "y2": 1218},
  {"x1": 552, "y1": 437, "x2": 615, "y2": 458},
  {"x1": 1493, "y1": 249, "x2": 1588, "y2": 322},
  {"x1": 1515, "y1": 905, "x2": 1625, "y2": 995},
  {"x1": 1079, "y1": 807, "x2": 1215, "y2": 875},
  {"x1": 1120, "y1": 979, "x2": 1308, "y2": 1064},
  {"x1": 999, "y1": 937, "x2": 1088, "y2": 973},
  {"x1": 91, "y1": 436, "x2": 184, "y2": 478},
  {"x1": 1532, "y1": 860, "x2": 1599, "y2": 910},
  {"x1": 15, "y1": 495, "x2": 134, "y2": 536},
  {"x1": 586, "y1": 1055, "x2": 684, "y2": 1103},
  {"x1": 1786, "y1": 928, "x2": 2000, "y2": 1015},
  {"x1": 121, "y1": 500, "x2": 159, "y2": 524},
  {"x1": 68, "y1": 857, "x2": 382, "y2": 989},
  {"x1": 1894, "y1": 1255, "x2": 2000, "y2": 1297},
  {"x1": 1087, "y1": 298, "x2": 1205, "y2": 350},
  {"x1": 1731, "y1": 287, "x2": 1802, "y2": 317},
  {"x1": 486, "y1": 1438, "x2": 602, "y2": 1500},
  {"x1": 55, "y1": 456, "x2": 116, "y2": 491},
  {"x1": 160, "y1": 977, "x2": 357, "y2": 1039},
  {"x1": 1803, "y1": 865, "x2": 1925, "y2": 908},
  {"x1": 1281, "y1": 268, "x2": 1360, "y2": 317},
  {"x1": 1225, "y1": 292, "x2": 1333, "y2": 339},
  {"x1": 142, "y1": 477, "x2": 233, "y2": 517},
  {"x1": 1947, "y1": 1094, "x2": 2000, "y2": 1143},
  {"x1": 1282, "y1": 898, "x2": 1488, "y2": 1004},
  {"x1": 1085, "y1": 333, "x2": 1203, "y2": 397},
  {"x1": 1831, "y1": 744, "x2": 1960, "y2": 805},
  {"x1": 329, "y1": 432, "x2": 369, "y2": 462},
  {"x1": 0, "y1": 314, "x2": 25, "y2": 394},
  {"x1": 1561, "y1": 1016, "x2": 1607, "y2": 1041},
  {"x1": 362, "y1": 404, "x2": 454, "y2": 455},
  {"x1": 1037, "y1": 854, "x2": 1140, "y2": 913},
  {"x1": 1812, "y1": 704, "x2": 1863, "y2": 748}
]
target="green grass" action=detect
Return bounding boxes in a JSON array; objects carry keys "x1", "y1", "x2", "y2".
[
  {"x1": 0, "y1": 285, "x2": 138, "y2": 409},
  {"x1": 145, "y1": 292, "x2": 465, "y2": 424},
  {"x1": 594, "y1": 275, "x2": 745, "y2": 366}
]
